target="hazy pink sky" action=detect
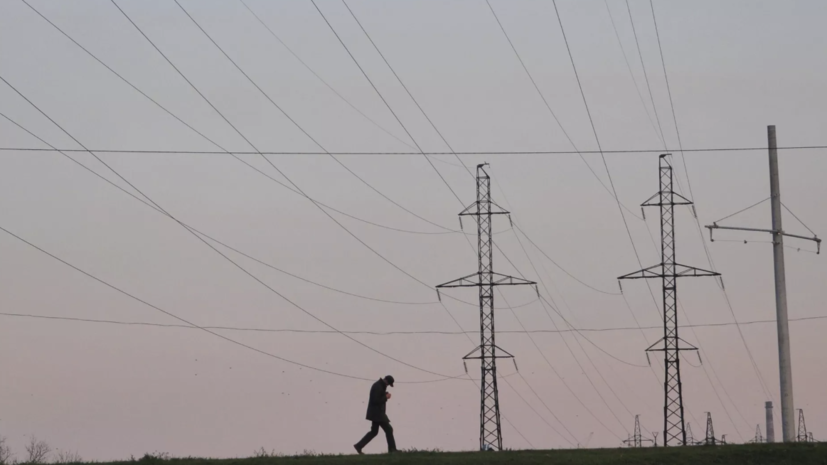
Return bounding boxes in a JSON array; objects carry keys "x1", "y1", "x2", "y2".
[{"x1": 0, "y1": 0, "x2": 825, "y2": 459}]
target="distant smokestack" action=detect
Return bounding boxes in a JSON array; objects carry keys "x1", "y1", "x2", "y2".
[{"x1": 766, "y1": 401, "x2": 775, "y2": 442}]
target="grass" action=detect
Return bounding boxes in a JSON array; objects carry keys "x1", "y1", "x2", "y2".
[{"x1": 98, "y1": 443, "x2": 826, "y2": 465}]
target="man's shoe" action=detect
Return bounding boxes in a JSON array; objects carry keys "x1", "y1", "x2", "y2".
[{"x1": 354, "y1": 445, "x2": 364, "y2": 455}]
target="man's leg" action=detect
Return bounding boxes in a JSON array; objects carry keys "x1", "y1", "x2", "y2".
[
  {"x1": 354, "y1": 422, "x2": 380, "y2": 453},
  {"x1": 378, "y1": 419, "x2": 397, "y2": 452}
]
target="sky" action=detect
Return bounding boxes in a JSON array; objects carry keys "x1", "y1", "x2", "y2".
[{"x1": 0, "y1": 0, "x2": 826, "y2": 459}]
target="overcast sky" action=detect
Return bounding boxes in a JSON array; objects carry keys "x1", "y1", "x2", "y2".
[{"x1": 1, "y1": 0, "x2": 826, "y2": 458}]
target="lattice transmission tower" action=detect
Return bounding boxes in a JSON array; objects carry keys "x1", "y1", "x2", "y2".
[
  {"x1": 703, "y1": 412, "x2": 725, "y2": 446},
  {"x1": 436, "y1": 163, "x2": 537, "y2": 451},
  {"x1": 750, "y1": 424, "x2": 764, "y2": 444},
  {"x1": 619, "y1": 155, "x2": 720, "y2": 446},
  {"x1": 623, "y1": 415, "x2": 654, "y2": 447},
  {"x1": 797, "y1": 409, "x2": 809, "y2": 442}
]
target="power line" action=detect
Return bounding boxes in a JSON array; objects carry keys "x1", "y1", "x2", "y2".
[
  {"x1": 650, "y1": 0, "x2": 776, "y2": 419},
  {"x1": 334, "y1": 2, "x2": 635, "y2": 441},
  {"x1": 9, "y1": 3, "x2": 506, "y2": 384},
  {"x1": 553, "y1": 1, "x2": 752, "y2": 440},
  {"x1": 17, "y1": 0, "x2": 453, "y2": 241},
  {"x1": 497, "y1": 237, "x2": 643, "y2": 432},
  {"x1": 238, "y1": 0, "x2": 416, "y2": 151},
  {"x1": 108, "y1": 0, "x2": 463, "y2": 238},
  {"x1": 610, "y1": 0, "x2": 752, "y2": 433},
  {"x1": 2, "y1": 145, "x2": 825, "y2": 155},
  {"x1": 514, "y1": 225, "x2": 620, "y2": 296},
  {"x1": 713, "y1": 197, "x2": 771, "y2": 224},
  {"x1": 494, "y1": 288, "x2": 625, "y2": 441},
  {"x1": 625, "y1": 0, "x2": 667, "y2": 149},
  {"x1": 4, "y1": 311, "x2": 822, "y2": 335},
  {"x1": 109, "y1": 0, "x2": 459, "y2": 292},
  {"x1": 504, "y1": 373, "x2": 578, "y2": 447},
  {"x1": 337, "y1": 7, "x2": 651, "y2": 425},
  {"x1": 303, "y1": 11, "x2": 585, "y2": 444},
  {"x1": 602, "y1": 0, "x2": 662, "y2": 145},
  {"x1": 171, "y1": 0, "x2": 456, "y2": 234},
  {"x1": 551, "y1": 0, "x2": 645, "y2": 267},
  {"x1": 782, "y1": 202, "x2": 818, "y2": 237},
  {"x1": 338, "y1": 0, "x2": 470, "y2": 204},
  {"x1": 485, "y1": 0, "x2": 641, "y2": 220},
  {"x1": 549, "y1": 2, "x2": 675, "y2": 424},
  {"x1": 0, "y1": 225, "x2": 372, "y2": 382},
  {"x1": 0, "y1": 76, "x2": 461, "y2": 382},
  {"x1": 0, "y1": 110, "x2": 488, "y2": 312},
  {"x1": 316, "y1": 0, "x2": 593, "y2": 444}
]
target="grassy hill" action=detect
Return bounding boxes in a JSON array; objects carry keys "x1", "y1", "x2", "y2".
[{"x1": 102, "y1": 443, "x2": 825, "y2": 465}]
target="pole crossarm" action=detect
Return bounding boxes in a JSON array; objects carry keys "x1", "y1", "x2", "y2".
[{"x1": 706, "y1": 224, "x2": 821, "y2": 254}]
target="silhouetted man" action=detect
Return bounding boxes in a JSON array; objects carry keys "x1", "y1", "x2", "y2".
[{"x1": 354, "y1": 375, "x2": 397, "y2": 454}]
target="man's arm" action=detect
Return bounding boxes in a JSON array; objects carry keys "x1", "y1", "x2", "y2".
[{"x1": 370, "y1": 383, "x2": 387, "y2": 405}]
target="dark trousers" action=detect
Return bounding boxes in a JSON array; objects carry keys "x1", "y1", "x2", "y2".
[{"x1": 355, "y1": 418, "x2": 397, "y2": 452}]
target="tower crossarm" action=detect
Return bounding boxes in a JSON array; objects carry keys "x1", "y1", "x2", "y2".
[
  {"x1": 644, "y1": 337, "x2": 698, "y2": 353},
  {"x1": 458, "y1": 200, "x2": 511, "y2": 217},
  {"x1": 618, "y1": 263, "x2": 720, "y2": 282},
  {"x1": 641, "y1": 190, "x2": 694, "y2": 207},
  {"x1": 462, "y1": 345, "x2": 515, "y2": 361},
  {"x1": 436, "y1": 273, "x2": 537, "y2": 300}
]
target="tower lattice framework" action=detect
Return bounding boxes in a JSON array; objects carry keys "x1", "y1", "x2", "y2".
[
  {"x1": 436, "y1": 163, "x2": 536, "y2": 451},
  {"x1": 619, "y1": 155, "x2": 720, "y2": 446}
]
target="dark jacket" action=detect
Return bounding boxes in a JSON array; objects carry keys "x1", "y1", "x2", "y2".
[{"x1": 365, "y1": 379, "x2": 388, "y2": 422}]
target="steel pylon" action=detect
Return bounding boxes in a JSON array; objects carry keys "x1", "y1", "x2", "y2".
[
  {"x1": 623, "y1": 415, "x2": 654, "y2": 447},
  {"x1": 797, "y1": 409, "x2": 809, "y2": 442},
  {"x1": 436, "y1": 163, "x2": 536, "y2": 451},
  {"x1": 618, "y1": 155, "x2": 720, "y2": 446}
]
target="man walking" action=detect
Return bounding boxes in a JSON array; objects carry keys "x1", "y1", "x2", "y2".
[{"x1": 354, "y1": 375, "x2": 397, "y2": 454}]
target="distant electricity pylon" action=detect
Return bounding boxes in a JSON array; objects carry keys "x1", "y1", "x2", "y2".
[
  {"x1": 623, "y1": 415, "x2": 654, "y2": 447},
  {"x1": 797, "y1": 409, "x2": 810, "y2": 442},
  {"x1": 436, "y1": 163, "x2": 537, "y2": 451},
  {"x1": 706, "y1": 126, "x2": 821, "y2": 442},
  {"x1": 687, "y1": 423, "x2": 696, "y2": 445},
  {"x1": 619, "y1": 155, "x2": 720, "y2": 446},
  {"x1": 750, "y1": 424, "x2": 764, "y2": 444},
  {"x1": 703, "y1": 412, "x2": 726, "y2": 446}
]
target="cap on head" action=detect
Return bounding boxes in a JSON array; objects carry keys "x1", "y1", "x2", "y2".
[{"x1": 384, "y1": 375, "x2": 395, "y2": 387}]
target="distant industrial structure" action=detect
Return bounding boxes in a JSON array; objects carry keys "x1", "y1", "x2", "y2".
[
  {"x1": 702, "y1": 412, "x2": 726, "y2": 446},
  {"x1": 623, "y1": 415, "x2": 654, "y2": 448}
]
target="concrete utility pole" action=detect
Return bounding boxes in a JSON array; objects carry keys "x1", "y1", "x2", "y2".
[
  {"x1": 769, "y1": 126, "x2": 795, "y2": 442},
  {"x1": 706, "y1": 126, "x2": 821, "y2": 442}
]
